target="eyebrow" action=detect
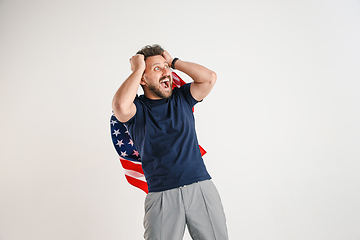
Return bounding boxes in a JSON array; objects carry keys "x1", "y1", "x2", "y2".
[{"x1": 151, "y1": 61, "x2": 169, "y2": 67}]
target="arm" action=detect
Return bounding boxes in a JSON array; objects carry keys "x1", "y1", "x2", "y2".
[
  {"x1": 162, "y1": 51, "x2": 217, "y2": 101},
  {"x1": 112, "y1": 54, "x2": 145, "y2": 123}
]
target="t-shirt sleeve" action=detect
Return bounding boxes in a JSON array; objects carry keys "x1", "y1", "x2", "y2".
[{"x1": 178, "y1": 83, "x2": 202, "y2": 107}]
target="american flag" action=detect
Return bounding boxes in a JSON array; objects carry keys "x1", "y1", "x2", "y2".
[{"x1": 110, "y1": 71, "x2": 206, "y2": 194}]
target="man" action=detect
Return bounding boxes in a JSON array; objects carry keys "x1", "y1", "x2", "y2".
[{"x1": 112, "y1": 44, "x2": 228, "y2": 240}]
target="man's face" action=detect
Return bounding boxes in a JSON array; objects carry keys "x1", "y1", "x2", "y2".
[{"x1": 142, "y1": 55, "x2": 173, "y2": 99}]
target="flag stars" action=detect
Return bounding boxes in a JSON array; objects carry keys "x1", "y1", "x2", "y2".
[
  {"x1": 110, "y1": 120, "x2": 118, "y2": 126},
  {"x1": 128, "y1": 139, "x2": 134, "y2": 146},
  {"x1": 133, "y1": 150, "x2": 139, "y2": 157},
  {"x1": 112, "y1": 129, "x2": 120, "y2": 137},
  {"x1": 116, "y1": 139, "x2": 124, "y2": 147},
  {"x1": 120, "y1": 151, "x2": 128, "y2": 157}
]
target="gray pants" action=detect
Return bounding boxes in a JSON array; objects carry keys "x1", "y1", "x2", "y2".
[{"x1": 143, "y1": 180, "x2": 228, "y2": 240}]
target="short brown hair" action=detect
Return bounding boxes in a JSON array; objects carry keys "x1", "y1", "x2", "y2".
[{"x1": 136, "y1": 44, "x2": 164, "y2": 60}]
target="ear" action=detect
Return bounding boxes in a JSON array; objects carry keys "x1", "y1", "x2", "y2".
[{"x1": 140, "y1": 76, "x2": 146, "y2": 86}]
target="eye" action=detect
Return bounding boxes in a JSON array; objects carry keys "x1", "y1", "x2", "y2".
[
  {"x1": 154, "y1": 67, "x2": 160, "y2": 71},
  {"x1": 164, "y1": 65, "x2": 169, "y2": 69}
]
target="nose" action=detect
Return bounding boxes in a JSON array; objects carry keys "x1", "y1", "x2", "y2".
[{"x1": 162, "y1": 66, "x2": 171, "y2": 75}]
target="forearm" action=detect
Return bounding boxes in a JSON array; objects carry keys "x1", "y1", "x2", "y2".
[
  {"x1": 173, "y1": 59, "x2": 217, "y2": 85},
  {"x1": 173, "y1": 59, "x2": 217, "y2": 101}
]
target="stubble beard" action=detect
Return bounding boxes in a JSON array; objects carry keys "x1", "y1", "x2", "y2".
[{"x1": 148, "y1": 76, "x2": 173, "y2": 99}]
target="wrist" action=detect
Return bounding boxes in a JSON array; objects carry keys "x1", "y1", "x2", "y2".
[
  {"x1": 134, "y1": 65, "x2": 145, "y2": 72},
  {"x1": 132, "y1": 68, "x2": 145, "y2": 78},
  {"x1": 171, "y1": 58, "x2": 179, "y2": 69}
]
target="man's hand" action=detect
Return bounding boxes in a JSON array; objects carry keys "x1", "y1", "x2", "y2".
[
  {"x1": 162, "y1": 51, "x2": 173, "y2": 67},
  {"x1": 130, "y1": 54, "x2": 146, "y2": 72}
]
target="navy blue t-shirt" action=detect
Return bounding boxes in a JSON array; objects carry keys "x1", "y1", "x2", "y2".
[{"x1": 124, "y1": 83, "x2": 211, "y2": 192}]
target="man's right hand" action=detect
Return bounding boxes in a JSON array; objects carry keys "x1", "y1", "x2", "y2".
[{"x1": 130, "y1": 54, "x2": 146, "y2": 72}]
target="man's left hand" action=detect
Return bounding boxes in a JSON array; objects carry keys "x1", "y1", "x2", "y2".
[{"x1": 162, "y1": 50, "x2": 173, "y2": 67}]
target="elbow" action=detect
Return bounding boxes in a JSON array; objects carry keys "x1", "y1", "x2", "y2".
[
  {"x1": 112, "y1": 96, "x2": 125, "y2": 113},
  {"x1": 112, "y1": 100, "x2": 128, "y2": 115},
  {"x1": 209, "y1": 70, "x2": 217, "y2": 86},
  {"x1": 112, "y1": 100, "x2": 134, "y2": 123},
  {"x1": 112, "y1": 97, "x2": 121, "y2": 112},
  {"x1": 112, "y1": 101, "x2": 120, "y2": 114}
]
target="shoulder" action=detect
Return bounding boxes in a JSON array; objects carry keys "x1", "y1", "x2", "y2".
[
  {"x1": 133, "y1": 95, "x2": 147, "y2": 107},
  {"x1": 173, "y1": 83, "x2": 201, "y2": 107}
]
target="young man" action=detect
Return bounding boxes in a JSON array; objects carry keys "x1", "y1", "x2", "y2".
[{"x1": 112, "y1": 44, "x2": 228, "y2": 240}]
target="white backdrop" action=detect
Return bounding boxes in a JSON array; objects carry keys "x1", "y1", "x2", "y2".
[{"x1": 1, "y1": 0, "x2": 359, "y2": 239}]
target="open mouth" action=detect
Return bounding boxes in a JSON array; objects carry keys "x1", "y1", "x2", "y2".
[{"x1": 160, "y1": 77, "x2": 171, "y2": 89}]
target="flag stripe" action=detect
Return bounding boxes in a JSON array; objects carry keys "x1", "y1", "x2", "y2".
[
  {"x1": 120, "y1": 158, "x2": 144, "y2": 173},
  {"x1": 124, "y1": 169, "x2": 147, "y2": 181},
  {"x1": 199, "y1": 145, "x2": 207, "y2": 156},
  {"x1": 124, "y1": 175, "x2": 148, "y2": 193}
]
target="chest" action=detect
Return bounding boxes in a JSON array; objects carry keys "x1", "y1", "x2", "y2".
[{"x1": 144, "y1": 101, "x2": 195, "y2": 137}]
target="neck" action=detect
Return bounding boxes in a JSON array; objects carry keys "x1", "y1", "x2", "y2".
[{"x1": 144, "y1": 88, "x2": 162, "y2": 100}]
